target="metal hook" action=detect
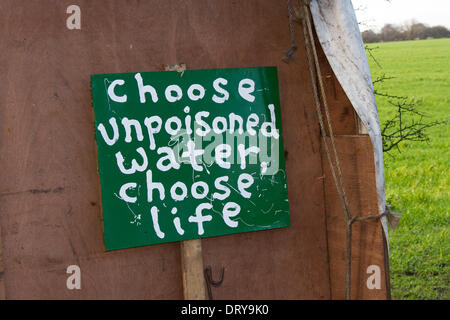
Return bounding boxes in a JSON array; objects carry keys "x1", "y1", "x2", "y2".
[{"x1": 204, "y1": 266, "x2": 225, "y2": 300}]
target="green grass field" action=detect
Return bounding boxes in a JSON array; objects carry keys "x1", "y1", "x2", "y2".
[{"x1": 366, "y1": 39, "x2": 449, "y2": 299}]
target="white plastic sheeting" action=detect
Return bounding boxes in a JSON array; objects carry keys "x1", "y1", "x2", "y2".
[{"x1": 309, "y1": 0, "x2": 388, "y2": 238}]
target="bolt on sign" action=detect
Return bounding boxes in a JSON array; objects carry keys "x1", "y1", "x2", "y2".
[{"x1": 91, "y1": 67, "x2": 290, "y2": 250}]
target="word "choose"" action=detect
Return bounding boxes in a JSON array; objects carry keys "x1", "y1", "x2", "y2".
[{"x1": 107, "y1": 72, "x2": 257, "y2": 104}]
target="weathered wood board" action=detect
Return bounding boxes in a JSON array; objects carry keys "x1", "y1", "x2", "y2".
[
  {"x1": 0, "y1": 0, "x2": 388, "y2": 299},
  {"x1": 321, "y1": 136, "x2": 388, "y2": 299}
]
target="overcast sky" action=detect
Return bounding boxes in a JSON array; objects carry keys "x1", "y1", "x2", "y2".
[{"x1": 351, "y1": 0, "x2": 450, "y2": 31}]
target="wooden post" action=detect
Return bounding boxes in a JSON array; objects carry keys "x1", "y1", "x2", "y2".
[
  {"x1": 163, "y1": 63, "x2": 206, "y2": 300},
  {"x1": 180, "y1": 239, "x2": 206, "y2": 299}
]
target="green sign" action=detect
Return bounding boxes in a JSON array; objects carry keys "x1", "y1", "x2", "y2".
[{"x1": 91, "y1": 67, "x2": 290, "y2": 250}]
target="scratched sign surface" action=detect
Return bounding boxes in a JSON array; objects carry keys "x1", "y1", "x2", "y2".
[{"x1": 91, "y1": 67, "x2": 290, "y2": 250}]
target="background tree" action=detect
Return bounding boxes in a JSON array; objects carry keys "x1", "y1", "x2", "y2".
[
  {"x1": 380, "y1": 24, "x2": 402, "y2": 42},
  {"x1": 362, "y1": 22, "x2": 450, "y2": 43},
  {"x1": 362, "y1": 30, "x2": 380, "y2": 43}
]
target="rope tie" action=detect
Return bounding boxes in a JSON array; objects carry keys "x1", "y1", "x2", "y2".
[{"x1": 351, "y1": 205, "x2": 400, "y2": 229}]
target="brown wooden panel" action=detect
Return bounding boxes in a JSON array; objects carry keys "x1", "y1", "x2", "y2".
[
  {"x1": 0, "y1": 0, "x2": 331, "y2": 299},
  {"x1": 321, "y1": 136, "x2": 388, "y2": 299}
]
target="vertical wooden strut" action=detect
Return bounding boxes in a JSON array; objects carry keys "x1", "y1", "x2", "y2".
[
  {"x1": 180, "y1": 239, "x2": 206, "y2": 299},
  {"x1": 163, "y1": 64, "x2": 206, "y2": 300}
]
